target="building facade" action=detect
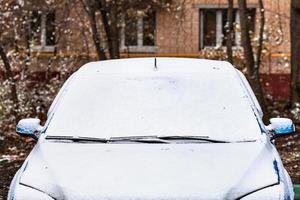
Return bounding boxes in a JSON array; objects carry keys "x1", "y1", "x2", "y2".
[{"x1": 1, "y1": 0, "x2": 291, "y2": 99}]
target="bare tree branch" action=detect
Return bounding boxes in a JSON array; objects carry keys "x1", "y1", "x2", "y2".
[
  {"x1": 0, "y1": 44, "x2": 19, "y2": 123},
  {"x1": 226, "y1": 0, "x2": 234, "y2": 63}
]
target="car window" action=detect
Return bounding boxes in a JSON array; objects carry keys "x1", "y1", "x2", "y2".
[{"x1": 46, "y1": 72, "x2": 261, "y2": 142}]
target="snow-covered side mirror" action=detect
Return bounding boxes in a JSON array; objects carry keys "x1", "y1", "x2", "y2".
[
  {"x1": 16, "y1": 118, "x2": 42, "y2": 140},
  {"x1": 266, "y1": 118, "x2": 295, "y2": 138}
]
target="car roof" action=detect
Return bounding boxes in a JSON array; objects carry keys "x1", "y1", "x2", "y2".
[{"x1": 76, "y1": 57, "x2": 235, "y2": 75}]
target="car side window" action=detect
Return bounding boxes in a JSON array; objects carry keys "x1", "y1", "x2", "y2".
[{"x1": 47, "y1": 74, "x2": 76, "y2": 117}]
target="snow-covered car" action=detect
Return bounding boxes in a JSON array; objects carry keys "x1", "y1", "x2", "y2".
[{"x1": 8, "y1": 58, "x2": 295, "y2": 200}]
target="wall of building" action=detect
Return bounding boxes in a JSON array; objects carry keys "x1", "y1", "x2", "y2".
[
  {"x1": 156, "y1": 0, "x2": 291, "y2": 73},
  {"x1": 0, "y1": 0, "x2": 292, "y2": 99}
]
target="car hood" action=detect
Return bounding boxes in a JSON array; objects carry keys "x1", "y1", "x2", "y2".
[{"x1": 19, "y1": 140, "x2": 279, "y2": 200}]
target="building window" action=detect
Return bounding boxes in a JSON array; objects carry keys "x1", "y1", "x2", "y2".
[
  {"x1": 142, "y1": 10, "x2": 156, "y2": 46},
  {"x1": 124, "y1": 12, "x2": 138, "y2": 46},
  {"x1": 121, "y1": 10, "x2": 156, "y2": 52},
  {"x1": 29, "y1": 10, "x2": 56, "y2": 51},
  {"x1": 202, "y1": 9, "x2": 217, "y2": 47},
  {"x1": 199, "y1": 8, "x2": 255, "y2": 49}
]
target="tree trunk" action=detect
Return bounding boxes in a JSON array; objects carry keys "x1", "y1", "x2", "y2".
[
  {"x1": 97, "y1": 0, "x2": 120, "y2": 59},
  {"x1": 238, "y1": 0, "x2": 268, "y2": 117},
  {"x1": 290, "y1": 0, "x2": 300, "y2": 104},
  {"x1": 226, "y1": 0, "x2": 234, "y2": 63},
  {"x1": 238, "y1": 0, "x2": 255, "y2": 74},
  {"x1": 108, "y1": 0, "x2": 120, "y2": 59},
  {"x1": 256, "y1": 0, "x2": 265, "y2": 72},
  {"x1": 81, "y1": 0, "x2": 107, "y2": 60},
  {"x1": 0, "y1": 44, "x2": 19, "y2": 123},
  {"x1": 88, "y1": 10, "x2": 107, "y2": 60}
]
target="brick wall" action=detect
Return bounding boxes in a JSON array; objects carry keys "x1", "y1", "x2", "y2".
[
  {"x1": 156, "y1": 0, "x2": 290, "y2": 53},
  {"x1": 0, "y1": 0, "x2": 292, "y2": 99}
]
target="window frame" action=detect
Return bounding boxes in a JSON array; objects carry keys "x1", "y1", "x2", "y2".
[
  {"x1": 198, "y1": 4, "x2": 256, "y2": 50},
  {"x1": 29, "y1": 10, "x2": 56, "y2": 52},
  {"x1": 120, "y1": 11, "x2": 157, "y2": 53}
]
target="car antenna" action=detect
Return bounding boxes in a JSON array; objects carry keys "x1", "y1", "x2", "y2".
[{"x1": 154, "y1": 57, "x2": 157, "y2": 71}]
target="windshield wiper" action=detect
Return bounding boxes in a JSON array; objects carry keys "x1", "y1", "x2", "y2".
[
  {"x1": 109, "y1": 136, "x2": 170, "y2": 143},
  {"x1": 46, "y1": 135, "x2": 108, "y2": 143},
  {"x1": 109, "y1": 135, "x2": 228, "y2": 143},
  {"x1": 46, "y1": 135, "x2": 170, "y2": 144},
  {"x1": 157, "y1": 136, "x2": 229, "y2": 143},
  {"x1": 46, "y1": 135, "x2": 229, "y2": 143}
]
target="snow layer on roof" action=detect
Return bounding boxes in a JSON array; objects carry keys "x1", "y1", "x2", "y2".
[
  {"x1": 78, "y1": 57, "x2": 234, "y2": 74},
  {"x1": 46, "y1": 58, "x2": 261, "y2": 141}
]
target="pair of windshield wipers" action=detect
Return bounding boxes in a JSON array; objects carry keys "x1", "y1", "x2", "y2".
[{"x1": 45, "y1": 135, "x2": 232, "y2": 143}]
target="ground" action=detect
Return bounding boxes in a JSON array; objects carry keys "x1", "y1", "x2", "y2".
[
  {"x1": 0, "y1": 130, "x2": 299, "y2": 199},
  {"x1": 0, "y1": 132, "x2": 34, "y2": 199},
  {"x1": 276, "y1": 132, "x2": 300, "y2": 183}
]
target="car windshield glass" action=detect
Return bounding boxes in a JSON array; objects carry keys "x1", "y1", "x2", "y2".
[{"x1": 46, "y1": 71, "x2": 261, "y2": 142}]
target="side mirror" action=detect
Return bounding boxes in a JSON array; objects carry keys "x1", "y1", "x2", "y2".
[
  {"x1": 16, "y1": 118, "x2": 42, "y2": 140},
  {"x1": 266, "y1": 118, "x2": 295, "y2": 139}
]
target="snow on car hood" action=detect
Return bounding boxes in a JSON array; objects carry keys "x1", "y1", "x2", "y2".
[{"x1": 19, "y1": 140, "x2": 279, "y2": 200}]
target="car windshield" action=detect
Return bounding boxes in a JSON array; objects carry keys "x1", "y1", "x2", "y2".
[{"x1": 46, "y1": 71, "x2": 261, "y2": 142}]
